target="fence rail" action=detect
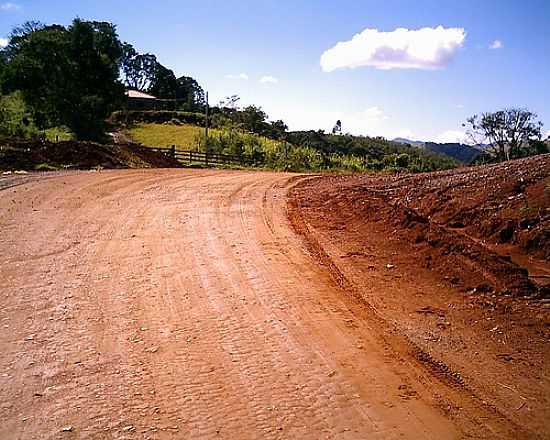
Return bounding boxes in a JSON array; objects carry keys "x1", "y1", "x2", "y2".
[{"x1": 152, "y1": 146, "x2": 260, "y2": 167}]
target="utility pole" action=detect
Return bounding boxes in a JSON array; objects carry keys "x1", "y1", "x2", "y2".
[{"x1": 205, "y1": 91, "x2": 209, "y2": 141}]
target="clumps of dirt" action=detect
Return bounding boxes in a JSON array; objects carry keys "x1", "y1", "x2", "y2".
[
  {"x1": 292, "y1": 154, "x2": 550, "y2": 297},
  {"x1": 0, "y1": 138, "x2": 181, "y2": 171}
]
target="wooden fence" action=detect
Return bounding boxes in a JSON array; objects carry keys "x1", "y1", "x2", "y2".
[{"x1": 152, "y1": 146, "x2": 261, "y2": 167}]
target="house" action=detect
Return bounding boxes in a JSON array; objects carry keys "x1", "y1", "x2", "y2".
[{"x1": 125, "y1": 89, "x2": 158, "y2": 110}]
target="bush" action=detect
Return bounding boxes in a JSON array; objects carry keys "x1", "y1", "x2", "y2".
[
  {"x1": 112, "y1": 110, "x2": 205, "y2": 126},
  {"x1": 0, "y1": 92, "x2": 40, "y2": 138}
]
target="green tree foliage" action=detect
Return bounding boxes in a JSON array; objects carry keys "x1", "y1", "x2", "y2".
[
  {"x1": 175, "y1": 76, "x2": 206, "y2": 110},
  {"x1": 120, "y1": 45, "x2": 205, "y2": 111},
  {"x1": 1, "y1": 19, "x2": 125, "y2": 140},
  {"x1": 120, "y1": 45, "x2": 158, "y2": 91},
  {"x1": 464, "y1": 108, "x2": 544, "y2": 162},
  {"x1": 0, "y1": 91, "x2": 38, "y2": 138},
  {"x1": 209, "y1": 100, "x2": 287, "y2": 140},
  {"x1": 148, "y1": 63, "x2": 178, "y2": 99},
  {"x1": 285, "y1": 131, "x2": 458, "y2": 172}
]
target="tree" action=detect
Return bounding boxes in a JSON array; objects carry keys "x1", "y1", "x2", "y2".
[
  {"x1": 175, "y1": 76, "x2": 205, "y2": 111},
  {"x1": 148, "y1": 63, "x2": 177, "y2": 99},
  {"x1": 1, "y1": 19, "x2": 125, "y2": 140},
  {"x1": 464, "y1": 108, "x2": 543, "y2": 161},
  {"x1": 219, "y1": 95, "x2": 240, "y2": 110},
  {"x1": 235, "y1": 105, "x2": 268, "y2": 134},
  {"x1": 268, "y1": 120, "x2": 288, "y2": 140},
  {"x1": 120, "y1": 46, "x2": 205, "y2": 110},
  {"x1": 120, "y1": 45, "x2": 159, "y2": 92}
]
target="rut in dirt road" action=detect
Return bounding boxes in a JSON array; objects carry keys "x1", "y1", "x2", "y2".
[{"x1": 0, "y1": 170, "x2": 523, "y2": 439}]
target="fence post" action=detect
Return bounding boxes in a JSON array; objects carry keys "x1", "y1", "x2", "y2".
[
  {"x1": 205, "y1": 151, "x2": 209, "y2": 166},
  {"x1": 171, "y1": 145, "x2": 176, "y2": 158}
]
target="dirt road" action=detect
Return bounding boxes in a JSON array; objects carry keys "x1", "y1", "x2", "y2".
[{"x1": 0, "y1": 170, "x2": 529, "y2": 439}]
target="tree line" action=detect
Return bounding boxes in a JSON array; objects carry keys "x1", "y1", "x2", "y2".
[{"x1": 0, "y1": 18, "x2": 205, "y2": 140}]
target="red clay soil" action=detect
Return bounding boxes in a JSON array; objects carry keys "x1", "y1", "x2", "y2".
[
  {"x1": 0, "y1": 166, "x2": 548, "y2": 439},
  {"x1": 0, "y1": 139, "x2": 180, "y2": 171},
  {"x1": 288, "y1": 155, "x2": 550, "y2": 438}
]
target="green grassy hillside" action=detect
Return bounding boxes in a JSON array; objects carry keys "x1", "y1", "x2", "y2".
[
  {"x1": 127, "y1": 122, "x2": 459, "y2": 173},
  {"x1": 128, "y1": 123, "x2": 215, "y2": 149}
]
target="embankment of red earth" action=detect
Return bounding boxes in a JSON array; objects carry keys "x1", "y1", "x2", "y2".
[
  {"x1": 288, "y1": 155, "x2": 550, "y2": 437},
  {"x1": 0, "y1": 138, "x2": 181, "y2": 171},
  {"x1": 292, "y1": 154, "x2": 549, "y2": 298}
]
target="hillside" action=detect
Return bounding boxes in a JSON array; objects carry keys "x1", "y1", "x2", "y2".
[
  {"x1": 393, "y1": 137, "x2": 482, "y2": 163},
  {"x1": 286, "y1": 130, "x2": 460, "y2": 171},
  {"x1": 127, "y1": 122, "x2": 219, "y2": 149},
  {"x1": 424, "y1": 142, "x2": 481, "y2": 163},
  {"x1": 126, "y1": 122, "x2": 459, "y2": 173}
]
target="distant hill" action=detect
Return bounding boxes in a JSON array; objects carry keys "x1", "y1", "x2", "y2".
[
  {"x1": 393, "y1": 137, "x2": 481, "y2": 164},
  {"x1": 423, "y1": 142, "x2": 481, "y2": 164},
  {"x1": 393, "y1": 137, "x2": 425, "y2": 146}
]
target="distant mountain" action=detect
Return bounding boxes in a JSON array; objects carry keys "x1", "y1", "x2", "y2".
[
  {"x1": 393, "y1": 137, "x2": 482, "y2": 164},
  {"x1": 423, "y1": 142, "x2": 481, "y2": 164},
  {"x1": 393, "y1": 137, "x2": 425, "y2": 146}
]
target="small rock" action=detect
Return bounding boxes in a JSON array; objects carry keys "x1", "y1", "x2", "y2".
[{"x1": 61, "y1": 426, "x2": 73, "y2": 432}]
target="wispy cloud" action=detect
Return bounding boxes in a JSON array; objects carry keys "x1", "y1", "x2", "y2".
[
  {"x1": 321, "y1": 26, "x2": 466, "y2": 72},
  {"x1": 0, "y1": 37, "x2": 8, "y2": 48},
  {"x1": 225, "y1": 73, "x2": 249, "y2": 80},
  {"x1": 1, "y1": 2, "x2": 21, "y2": 11},
  {"x1": 259, "y1": 75, "x2": 278, "y2": 84},
  {"x1": 489, "y1": 39, "x2": 503, "y2": 50},
  {"x1": 362, "y1": 106, "x2": 387, "y2": 121}
]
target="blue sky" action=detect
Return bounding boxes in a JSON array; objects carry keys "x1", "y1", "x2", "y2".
[{"x1": 1, "y1": 0, "x2": 549, "y2": 141}]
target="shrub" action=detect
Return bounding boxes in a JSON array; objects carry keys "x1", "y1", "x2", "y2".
[{"x1": 112, "y1": 110, "x2": 205, "y2": 126}]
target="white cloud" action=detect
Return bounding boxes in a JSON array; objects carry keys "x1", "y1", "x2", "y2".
[
  {"x1": 545, "y1": 130, "x2": 550, "y2": 140},
  {"x1": 1, "y1": 2, "x2": 21, "y2": 11},
  {"x1": 321, "y1": 26, "x2": 466, "y2": 72},
  {"x1": 363, "y1": 106, "x2": 385, "y2": 120},
  {"x1": 435, "y1": 130, "x2": 468, "y2": 144},
  {"x1": 489, "y1": 40, "x2": 503, "y2": 50},
  {"x1": 0, "y1": 37, "x2": 8, "y2": 48},
  {"x1": 225, "y1": 73, "x2": 249, "y2": 80},
  {"x1": 259, "y1": 75, "x2": 278, "y2": 84}
]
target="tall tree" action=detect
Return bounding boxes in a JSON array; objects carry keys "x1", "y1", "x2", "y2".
[
  {"x1": 148, "y1": 63, "x2": 178, "y2": 99},
  {"x1": 1, "y1": 19, "x2": 125, "y2": 140},
  {"x1": 464, "y1": 108, "x2": 543, "y2": 161},
  {"x1": 175, "y1": 76, "x2": 205, "y2": 111},
  {"x1": 120, "y1": 45, "x2": 159, "y2": 92}
]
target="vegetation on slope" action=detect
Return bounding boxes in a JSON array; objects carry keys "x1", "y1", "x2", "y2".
[{"x1": 127, "y1": 121, "x2": 460, "y2": 173}]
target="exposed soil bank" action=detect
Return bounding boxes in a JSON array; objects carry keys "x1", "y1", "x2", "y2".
[
  {"x1": 289, "y1": 155, "x2": 550, "y2": 438},
  {"x1": 0, "y1": 138, "x2": 180, "y2": 171}
]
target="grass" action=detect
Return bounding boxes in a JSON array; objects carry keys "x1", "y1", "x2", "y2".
[
  {"x1": 127, "y1": 122, "x2": 281, "y2": 151},
  {"x1": 128, "y1": 123, "x2": 216, "y2": 149},
  {"x1": 45, "y1": 126, "x2": 74, "y2": 142}
]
